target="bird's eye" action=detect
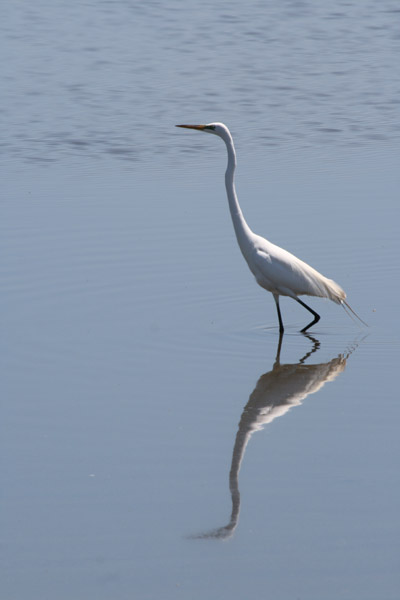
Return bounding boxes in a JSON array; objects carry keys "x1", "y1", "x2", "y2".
[{"x1": 205, "y1": 125, "x2": 216, "y2": 131}]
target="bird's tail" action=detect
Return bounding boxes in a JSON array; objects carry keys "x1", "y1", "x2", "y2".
[
  {"x1": 341, "y1": 300, "x2": 368, "y2": 327},
  {"x1": 320, "y1": 277, "x2": 346, "y2": 304}
]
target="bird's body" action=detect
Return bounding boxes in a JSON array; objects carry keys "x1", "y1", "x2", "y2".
[
  {"x1": 176, "y1": 122, "x2": 363, "y2": 333},
  {"x1": 244, "y1": 236, "x2": 345, "y2": 303}
]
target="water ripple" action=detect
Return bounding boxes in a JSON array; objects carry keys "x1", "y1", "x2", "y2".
[{"x1": 2, "y1": 0, "x2": 400, "y2": 166}]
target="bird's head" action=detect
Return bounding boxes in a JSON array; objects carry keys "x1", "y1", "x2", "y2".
[{"x1": 176, "y1": 122, "x2": 230, "y2": 140}]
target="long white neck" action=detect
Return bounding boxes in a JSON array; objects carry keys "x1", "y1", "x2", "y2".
[{"x1": 223, "y1": 131, "x2": 254, "y2": 255}]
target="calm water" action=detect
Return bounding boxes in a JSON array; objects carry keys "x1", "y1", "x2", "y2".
[{"x1": 3, "y1": 1, "x2": 400, "y2": 599}]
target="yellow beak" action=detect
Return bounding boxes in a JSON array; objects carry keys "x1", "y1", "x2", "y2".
[{"x1": 175, "y1": 124, "x2": 206, "y2": 130}]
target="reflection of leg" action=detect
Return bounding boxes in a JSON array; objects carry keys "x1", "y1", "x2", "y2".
[
  {"x1": 274, "y1": 330, "x2": 284, "y2": 365},
  {"x1": 295, "y1": 297, "x2": 320, "y2": 332},
  {"x1": 299, "y1": 334, "x2": 321, "y2": 363},
  {"x1": 273, "y1": 294, "x2": 284, "y2": 334}
]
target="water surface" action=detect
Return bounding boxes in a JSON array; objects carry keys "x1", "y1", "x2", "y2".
[{"x1": 2, "y1": 1, "x2": 400, "y2": 599}]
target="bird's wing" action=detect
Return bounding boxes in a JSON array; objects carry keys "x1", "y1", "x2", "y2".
[
  {"x1": 251, "y1": 246, "x2": 338, "y2": 299},
  {"x1": 251, "y1": 248, "x2": 299, "y2": 296}
]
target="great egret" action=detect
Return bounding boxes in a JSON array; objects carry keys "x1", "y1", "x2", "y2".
[{"x1": 176, "y1": 122, "x2": 365, "y2": 333}]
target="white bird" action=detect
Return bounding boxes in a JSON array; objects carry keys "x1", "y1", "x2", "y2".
[{"x1": 176, "y1": 122, "x2": 365, "y2": 333}]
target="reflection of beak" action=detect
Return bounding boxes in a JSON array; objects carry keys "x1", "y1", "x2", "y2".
[{"x1": 176, "y1": 124, "x2": 206, "y2": 130}]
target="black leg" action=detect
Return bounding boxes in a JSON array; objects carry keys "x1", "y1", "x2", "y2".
[
  {"x1": 295, "y1": 297, "x2": 320, "y2": 332},
  {"x1": 273, "y1": 294, "x2": 284, "y2": 334}
]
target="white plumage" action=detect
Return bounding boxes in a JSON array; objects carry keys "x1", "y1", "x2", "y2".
[{"x1": 177, "y1": 122, "x2": 364, "y2": 333}]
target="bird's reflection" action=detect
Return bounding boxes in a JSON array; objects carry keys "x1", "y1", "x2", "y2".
[{"x1": 192, "y1": 333, "x2": 358, "y2": 540}]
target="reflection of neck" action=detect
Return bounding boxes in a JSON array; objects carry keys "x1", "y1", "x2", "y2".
[{"x1": 222, "y1": 351, "x2": 348, "y2": 538}]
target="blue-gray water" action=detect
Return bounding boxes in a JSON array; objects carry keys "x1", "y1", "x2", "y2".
[{"x1": 2, "y1": 2, "x2": 400, "y2": 599}]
